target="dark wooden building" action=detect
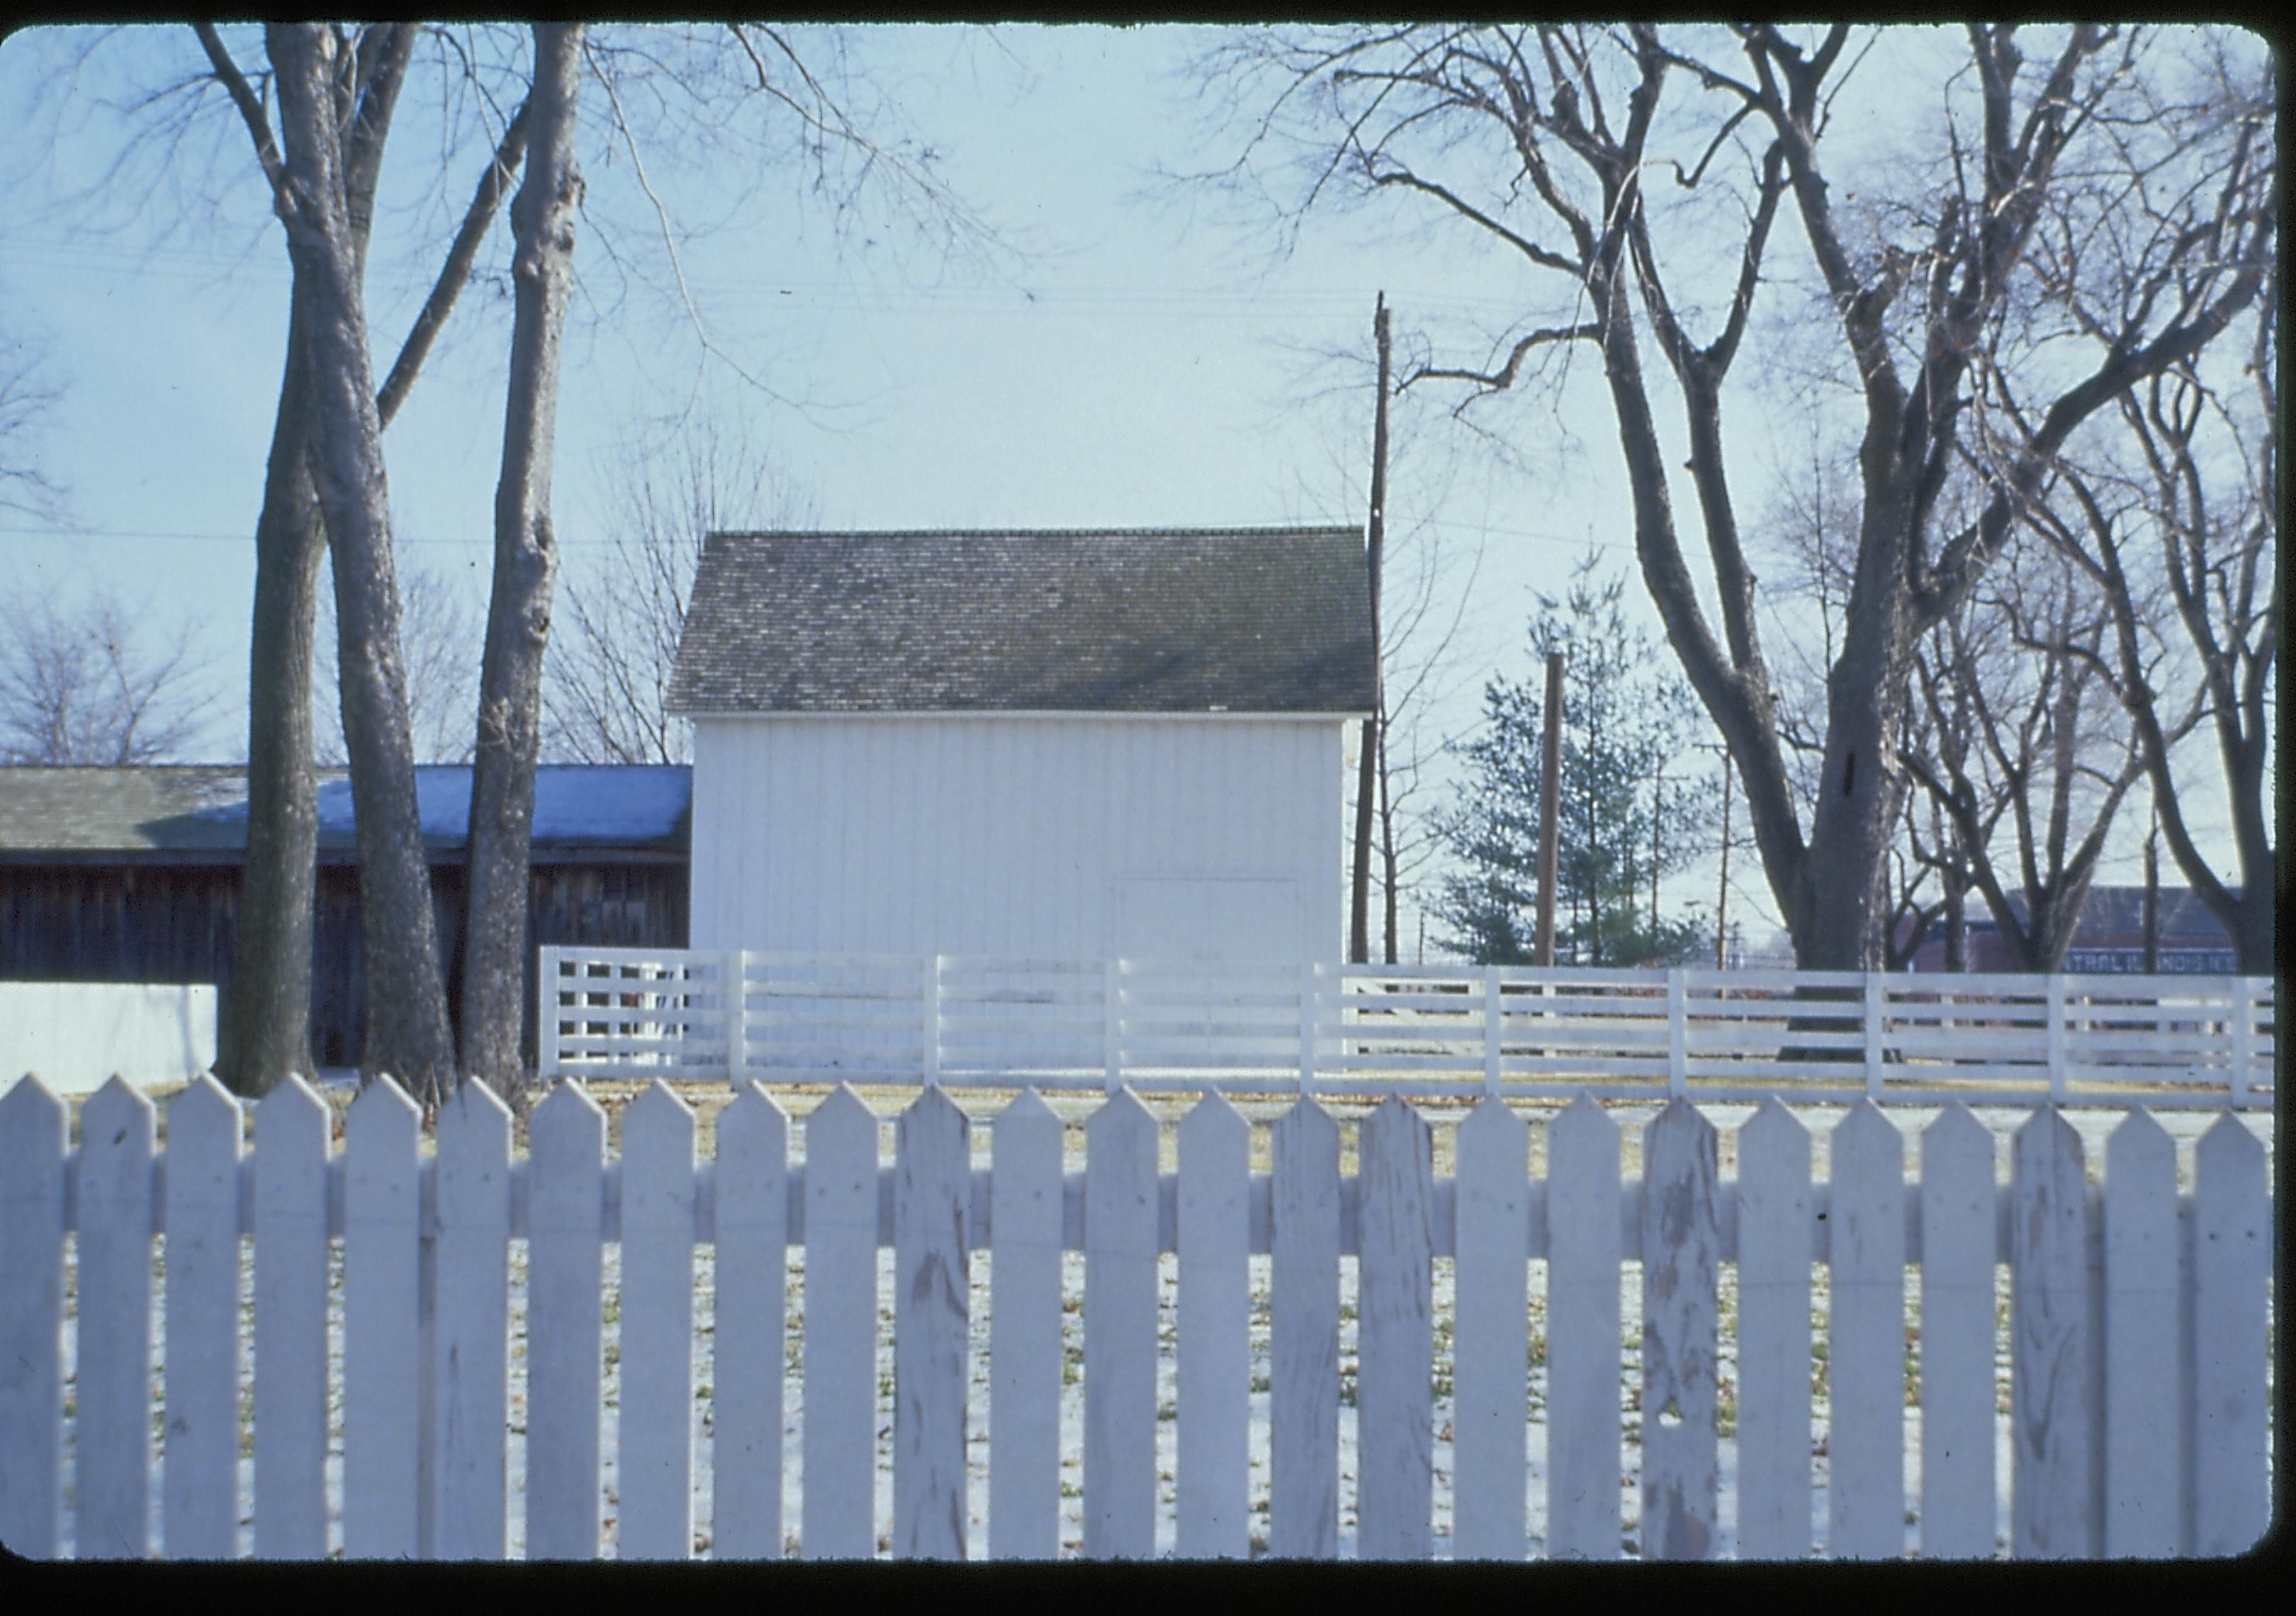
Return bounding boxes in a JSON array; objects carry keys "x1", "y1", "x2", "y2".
[
  {"x1": 1905, "y1": 883, "x2": 2240, "y2": 975},
  {"x1": 0, "y1": 765, "x2": 690, "y2": 1069}
]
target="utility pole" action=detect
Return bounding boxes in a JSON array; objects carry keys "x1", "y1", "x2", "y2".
[
  {"x1": 1534, "y1": 650, "x2": 1563, "y2": 967},
  {"x1": 1349, "y1": 293, "x2": 1391, "y2": 964}
]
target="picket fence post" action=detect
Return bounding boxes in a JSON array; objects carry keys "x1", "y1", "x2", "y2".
[
  {"x1": 1298, "y1": 962, "x2": 1319, "y2": 1096},
  {"x1": 1103, "y1": 959, "x2": 1122, "y2": 1096},
  {"x1": 1482, "y1": 967, "x2": 1503, "y2": 1098},
  {"x1": 1863, "y1": 973, "x2": 1886, "y2": 1100},
  {"x1": 538, "y1": 946, "x2": 560, "y2": 1081},
  {"x1": 1666, "y1": 970, "x2": 1688, "y2": 1100},
  {"x1": 725, "y1": 949, "x2": 748, "y2": 1082},
  {"x1": 923, "y1": 955, "x2": 942, "y2": 1089},
  {"x1": 2047, "y1": 975, "x2": 2069, "y2": 1102},
  {"x1": 2229, "y1": 978, "x2": 2253, "y2": 1105}
]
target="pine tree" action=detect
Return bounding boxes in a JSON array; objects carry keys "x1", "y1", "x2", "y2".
[{"x1": 1434, "y1": 554, "x2": 1717, "y2": 965}]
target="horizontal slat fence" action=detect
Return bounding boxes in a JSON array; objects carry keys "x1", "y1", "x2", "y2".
[
  {"x1": 541, "y1": 950, "x2": 2275, "y2": 1109},
  {"x1": 0, "y1": 1072, "x2": 2272, "y2": 1560}
]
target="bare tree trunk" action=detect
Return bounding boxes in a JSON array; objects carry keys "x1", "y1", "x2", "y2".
[
  {"x1": 206, "y1": 21, "x2": 414, "y2": 1097},
  {"x1": 215, "y1": 284, "x2": 325, "y2": 1095},
  {"x1": 269, "y1": 23, "x2": 457, "y2": 1101},
  {"x1": 461, "y1": 23, "x2": 585, "y2": 1093}
]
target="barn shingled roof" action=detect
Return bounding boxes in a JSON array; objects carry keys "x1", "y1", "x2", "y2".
[{"x1": 665, "y1": 527, "x2": 1378, "y2": 715}]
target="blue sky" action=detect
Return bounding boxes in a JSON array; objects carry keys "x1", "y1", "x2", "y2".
[{"x1": 0, "y1": 23, "x2": 2261, "y2": 957}]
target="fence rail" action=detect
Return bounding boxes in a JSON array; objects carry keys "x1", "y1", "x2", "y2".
[
  {"x1": 0, "y1": 1072, "x2": 2270, "y2": 1561},
  {"x1": 540, "y1": 949, "x2": 2275, "y2": 1109}
]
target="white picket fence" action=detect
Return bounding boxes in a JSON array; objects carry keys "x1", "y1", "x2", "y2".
[
  {"x1": 540, "y1": 949, "x2": 2276, "y2": 1110},
  {"x1": 0, "y1": 1070, "x2": 2272, "y2": 1560}
]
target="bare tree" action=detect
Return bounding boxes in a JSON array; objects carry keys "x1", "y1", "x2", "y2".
[
  {"x1": 2030, "y1": 325, "x2": 2279, "y2": 970},
  {"x1": 461, "y1": 23, "x2": 584, "y2": 1092},
  {"x1": 546, "y1": 415, "x2": 817, "y2": 765},
  {"x1": 171, "y1": 21, "x2": 515, "y2": 1096},
  {"x1": 1193, "y1": 24, "x2": 2275, "y2": 968},
  {"x1": 315, "y1": 562, "x2": 485, "y2": 766},
  {"x1": 2005, "y1": 35, "x2": 2278, "y2": 973},
  {"x1": 26, "y1": 23, "x2": 1014, "y2": 1092},
  {"x1": 1903, "y1": 529, "x2": 2190, "y2": 970},
  {"x1": 0, "y1": 586, "x2": 215, "y2": 764},
  {"x1": 0, "y1": 322, "x2": 69, "y2": 522},
  {"x1": 259, "y1": 22, "x2": 461, "y2": 1100}
]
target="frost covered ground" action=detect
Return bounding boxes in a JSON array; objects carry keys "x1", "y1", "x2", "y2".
[{"x1": 49, "y1": 1092, "x2": 2269, "y2": 1560}]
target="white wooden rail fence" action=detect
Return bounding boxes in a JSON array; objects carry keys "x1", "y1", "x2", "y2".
[
  {"x1": 539, "y1": 950, "x2": 2275, "y2": 1110},
  {"x1": 0, "y1": 1072, "x2": 2271, "y2": 1560}
]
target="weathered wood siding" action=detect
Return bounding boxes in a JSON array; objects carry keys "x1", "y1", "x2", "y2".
[
  {"x1": 689, "y1": 716, "x2": 1346, "y2": 961},
  {"x1": 1, "y1": 860, "x2": 686, "y2": 1069}
]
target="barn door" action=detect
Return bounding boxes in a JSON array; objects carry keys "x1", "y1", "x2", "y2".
[{"x1": 1112, "y1": 876, "x2": 1302, "y2": 964}]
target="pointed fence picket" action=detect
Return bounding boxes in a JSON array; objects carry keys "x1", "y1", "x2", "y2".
[
  {"x1": 1545, "y1": 1094, "x2": 1622, "y2": 1560},
  {"x1": 1, "y1": 1070, "x2": 2274, "y2": 1564},
  {"x1": 343, "y1": 1077, "x2": 422, "y2": 1559},
  {"x1": 1638, "y1": 1100, "x2": 1718, "y2": 1561},
  {"x1": 2011, "y1": 1109, "x2": 2094, "y2": 1558},
  {"x1": 0, "y1": 1077, "x2": 67, "y2": 1559},
  {"x1": 1828, "y1": 1102, "x2": 1906, "y2": 1560},
  {"x1": 1915, "y1": 1104, "x2": 1997, "y2": 1559},
  {"x1": 2190, "y1": 1114, "x2": 2268, "y2": 1555},
  {"x1": 892, "y1": 1087, "x2": 969, "y2": 1560},
  {"x1": 1356, "y1": 1096, "x2": 1434, "y2": 1560},
  {"x1": 1268, "y1": 1096, "x2": 1340, "y2": 1559},
  {"x1": 75, "y1": 1078, "x2": 154, "y2": 1561},
  {"x1": 620, "y1": 1083, "x2": 699, "y2": 1560},
  {"x1": 1174, "y1": 1093, "x2": 1249, "y2": 1560},
  {"x1": 1449, "y1": 1096, "x2": 1529, "y2": 1561},
  {"x1": 989, "y1": 1088, "x2": 1062, "y2": 1560},
  {"x1": 254, "y1": 1075, "x2": 330, "y2": 1560},
  {"x1": 432, "y1": 1079, "x2": 512, "y2": 1560},
  {"x1": 801, "y1": 1085, "x2": 879, "y2": 1559},
  {"x1": 525, "y1": 1079, "x2": 606, "y2": 1561},
  {"x1": 2103, "y1": 1110, "x2": 2179, "y2": 1557},
  {"x1": 160, "y1": 1077, "x2": 241, "y2": 1561},
  {"x1": 1082, "y1": 1089, "x2": 1158, "y2": 1559},
  {"x1": 711, "y1": 1084, "x2": 789, "y2": 1560},
  {"x1": 1733, "y1": 1098, "x2": 1811, "y2": 1560}
]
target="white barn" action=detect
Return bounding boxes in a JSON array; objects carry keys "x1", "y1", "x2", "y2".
[{"x1": 665, "y1": 527, "x2": 1375, "y2": 964}]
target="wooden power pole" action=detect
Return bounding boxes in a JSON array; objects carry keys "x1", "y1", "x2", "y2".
[
  {"x1": 1349, "y1": 294, "x2": 1391, "y2": 964},
  {"x1": 1534, "y1": 650, "x2": 1563, "y2": 967}
]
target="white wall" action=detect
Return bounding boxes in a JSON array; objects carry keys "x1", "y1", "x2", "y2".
[
  {"x1": 690, "y1": 714, "x2": 1349, "y2": 962},
  {"x1": 1, "y1": 982, "x2": 218, "y2": 1094}
]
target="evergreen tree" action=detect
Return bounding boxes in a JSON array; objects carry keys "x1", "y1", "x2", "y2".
[{"x1": 1434, "y1": 554, "x2": 1717, "y2": 966}]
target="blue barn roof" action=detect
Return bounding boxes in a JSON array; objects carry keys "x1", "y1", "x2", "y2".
[{"x1": 0, "y1": 765, "x2": 691, "y2": 863}]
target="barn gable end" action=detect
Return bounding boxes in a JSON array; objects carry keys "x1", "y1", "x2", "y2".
[{"x1": 668, "y1": 527, "x2": 1376, "y2": 964}]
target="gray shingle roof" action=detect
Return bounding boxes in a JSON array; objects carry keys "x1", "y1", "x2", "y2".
[
  {"x1": 0, "y1": 765, "x2": 690, "y2": 862},
  {"x1": 665, "y1": 527, "x2": 1378, "y2": 715}
]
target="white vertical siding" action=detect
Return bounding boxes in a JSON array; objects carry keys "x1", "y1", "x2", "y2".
[{"x1": 690, "y1": 716, "x2": 1349, "y2": 961}]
